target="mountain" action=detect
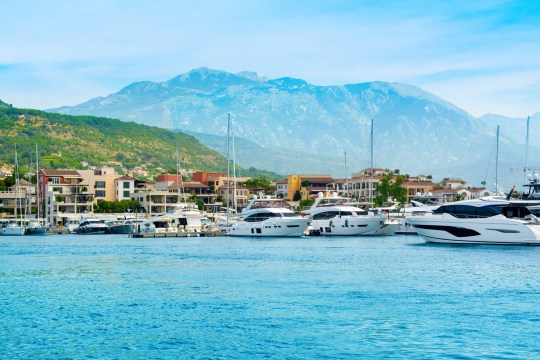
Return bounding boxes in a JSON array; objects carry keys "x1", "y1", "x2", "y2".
[
  {"x1": 0, "y1": 103, "x2": 280, "y2": 180},
  {"x1": 49, "y1": 68, "x2": 540, "y2": 188},
  {"x1": 184, "y1": 130, "x2": 363, "y2": 177}
]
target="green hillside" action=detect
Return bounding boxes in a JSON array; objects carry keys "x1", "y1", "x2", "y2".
[{"x1": 0, "y1": 100, "x2": 281, "y2": 179}]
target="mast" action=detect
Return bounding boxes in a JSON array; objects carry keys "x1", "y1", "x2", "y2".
[
  {"x1": 36, "y1": 144, "x2": 41, "y2": 222},
  {"x1": 226, "y1": 113, "x2": 231, "y2": 216},
  {"x1": 232, "y1": 118, "x2": 238, "y2": 212},
  {"x1": 175, "y1": 142, "x2": 180, "y2": 203},
  {"x1": 14, "y1": 144, "x2": 21, "y2": 225},
  {"x1": 370, "y1": 118, "x2": 374, "y2": 204},
  {"x1": 495, "y1": 125, "x2": 500, "y2": 194},
  {"x1": 344, "y1": 150, "x2": 348, "y2": 197},
  {"x1": 525, "y1": 116, "x2": 530, "y2": 182}
]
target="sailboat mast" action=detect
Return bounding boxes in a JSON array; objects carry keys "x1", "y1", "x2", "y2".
[
  {"x1": 36, "y1": 144, "x2": 40, "y2": 221},
  {"x1": 344, "y1": 150, "x2": 348, "y2": 197},
  {"x1": 495, "y1": 125, "x2": 500, "y2": 194},
  {"x1": 232, "y1": 119, "x2": 238, "y2": 212},
  {"x1": 14, "y1": 144, "x2": 21, "y2": 224},
  {"x1": 370, "y1": 119, "x2": 374, "y2": 204},
  {"x1": 525, "y1": 116, "x2": 530, "y2": 182},
  {"x1": 226, "y1": 113, "x2": 231, "y2": 215},
  {"x1": 175, "y1": 143, "x2": 180, "y2": 203}
]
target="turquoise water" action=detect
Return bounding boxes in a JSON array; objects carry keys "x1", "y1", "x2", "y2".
[{"x1": 2, "y1": 234, "x2": 540, "y2": 359}]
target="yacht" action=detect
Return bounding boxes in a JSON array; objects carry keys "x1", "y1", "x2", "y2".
[
  {"x1": 26, "y1": 219, "x2": 48, "y2": 235},
  {"x1": 304, "y1": 193, "x2": 384, "y2": 236},
  {"x1": 406, "y1": 199, "x2": 540, "y2": 245},
  {"x1": 226, "y1": 195, "x2": 309, "y2": 237},
  {"x1": 73, "y1": 217, "x2": 112, "y2": 234},
  {"x1": 1, "y1": 220, "x2": 26, "y2": 236},
  {"x1": 142, "y1": 202, "x2": 207, "y2": 233}
]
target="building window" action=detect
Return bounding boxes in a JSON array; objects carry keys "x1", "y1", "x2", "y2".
[
  {"x1": 95, "y1": 181, "x2": 106, "y2": 189},
  {"x1": 123, "y1": 182, "x2": 130, "y2": 189},
  {"x1": 51, "y1": 177, "x2": 60, "y2": 184},
  {"x1": 123, "y1": 191, "x2": 130, "y2": 198},
  {"x1": 95, "y1": 190, "x2": 106, "y2": 197}
]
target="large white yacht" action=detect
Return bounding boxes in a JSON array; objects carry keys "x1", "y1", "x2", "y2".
[
  {"x1": 226, "y1": 196, "x2": 309, "y2": 237},
  {"x1": 304, "y1": 193, "x2": 385, "y2": 236},
  {"x1": 406, "y1": 199, "x2": 540, "y2": 245},
  {"x1": 142, "y1": 202, "x2": 208, "y2": 233}
]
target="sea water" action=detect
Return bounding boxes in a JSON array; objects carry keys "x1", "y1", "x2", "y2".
[{"x1": 1, "y1": 234, "x2": 540, "y2": 359}]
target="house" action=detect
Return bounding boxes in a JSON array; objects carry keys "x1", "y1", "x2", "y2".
[
  {"x1": 115, "y1": 175, "x2": 137, "y2": 201},
  {"x1": 275, "y1": 179, "x2": 288, "y2": 198}
]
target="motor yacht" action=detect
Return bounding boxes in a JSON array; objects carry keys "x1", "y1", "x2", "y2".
[
  {"x1": 406, "y1": 199, "x2": 540, "y2": 245},
  {"x1": 226, "y1": 195, "x2": 309, "y2": 237},
  {"x1": 142, "y1": 202, "x2": 207, "y2": 233},
  {"x1": 73, "y1": 217, "x2": 112, "y2": 234},
  {"x1": 304, "y1": 193, "x2": 384, "y2": 236}
]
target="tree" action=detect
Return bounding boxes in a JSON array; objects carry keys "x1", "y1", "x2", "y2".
[
  {"x1": 293, "y1": 190, "x2": 302, "y2": 201},
  {"x1": 374, "y1": 174, "x2": 408, "y2": 206},
  {"x1": 481, "y1": 181, "x2": 486, "y2": 189},
  {"x1": 246, "y1": 177, "x2": 274, "y2": 190},
  {"x1": 299, "y1": 198, "x2": 314, "y2": 208},
  {"x1": 301, "y1": 179, "x2": 310, "y2": 187}
]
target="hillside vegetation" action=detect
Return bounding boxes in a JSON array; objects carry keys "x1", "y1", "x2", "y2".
[{"x1": 0, "y1": 100, "x2": 281, "y2": 179}]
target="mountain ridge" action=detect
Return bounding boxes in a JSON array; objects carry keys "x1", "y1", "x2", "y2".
[{"x1": 48, "y1": 67, "x2": 540, "y2": 189}]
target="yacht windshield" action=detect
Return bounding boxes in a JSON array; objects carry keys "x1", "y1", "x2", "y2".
[
  {"x1": 282, "y1": 212, "x2": 299, "y2": 217},
  {"x1": 433, "y1": 205, "x2": 502, "y2": 218}
]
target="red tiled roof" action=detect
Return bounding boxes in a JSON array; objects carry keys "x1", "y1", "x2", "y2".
[{"x1": 41, "y1": 170, "x2": 80, "y2": 176}]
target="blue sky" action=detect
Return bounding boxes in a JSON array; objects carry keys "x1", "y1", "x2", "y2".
[{"x1": 1, "y1": 0, "x2": 539, "y2": 117}]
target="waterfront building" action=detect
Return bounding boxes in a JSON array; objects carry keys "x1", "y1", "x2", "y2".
[
  {"x1": 0, "y1": 182, "x2": 30, "y2": 219},
  {"x1": 77, "y1": 167, "x2": 119, "y2": 203},
  {"x1": 275, "y1": 179, "x2": 288, "y2": 198},
  {"x1": 402, "y1": 180, "x2": 435, "y2": 203},
  {"x1": 287, "y1": 174, "x2": 334, "y2": 200},
  {"x1": 39, "y1": 169, "x2": 94, "y2": 227},
  {"x1": 115, "y1": 175, "x2": 137, "y2": 201}
]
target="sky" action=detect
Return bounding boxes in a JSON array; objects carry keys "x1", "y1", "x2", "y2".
[{"x1": 1, "y1": 0, "x2": 539, "y2": 118}]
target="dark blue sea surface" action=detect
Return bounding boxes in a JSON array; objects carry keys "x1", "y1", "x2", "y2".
[{"x1": 1, "y1": 234, "x2": 540, "y2": 359}]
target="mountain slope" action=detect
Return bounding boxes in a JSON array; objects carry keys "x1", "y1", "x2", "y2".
[
  {"x1": 0, "y1": 104, "x2": 229, "y2": 177},
  {"x1": 49, "y1": 68, "x2": 540, "y2": 187}
]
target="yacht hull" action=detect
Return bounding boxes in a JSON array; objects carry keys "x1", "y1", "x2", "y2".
[
  {"x1": 407, "y1": 215, "x2": 540, "y2": 245},
  {"x1": 26, "y1": 226, "x2": 48, "y2": 236},
  {"x1": 309, "y1": 217, "x2": 383, "y2": 236},
  {"x1": 1, "y1": 226, "x2": 26, "y2": 236},
  {"x1": 228, "y1": 218, "x2": 309, "y2": 237}
]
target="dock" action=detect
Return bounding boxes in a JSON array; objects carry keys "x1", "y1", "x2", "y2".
[{"x1": 130, "y1": 230, "x2": 226, "y2": 238}]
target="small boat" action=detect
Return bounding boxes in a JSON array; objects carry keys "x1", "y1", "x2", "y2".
[
  {"x1": 406, "y1": 199, "x2": 540, "y2": 245},
  {"x1": 73, "y1": 218, "x2": 111, "y2": 234},
  {"x1": 226, "y1": 195, "x2": 309, "y2": 237}
]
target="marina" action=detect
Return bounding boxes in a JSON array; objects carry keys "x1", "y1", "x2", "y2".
[{"x1": 2, "y1": 233, "x2": 540, "y2": 358}]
